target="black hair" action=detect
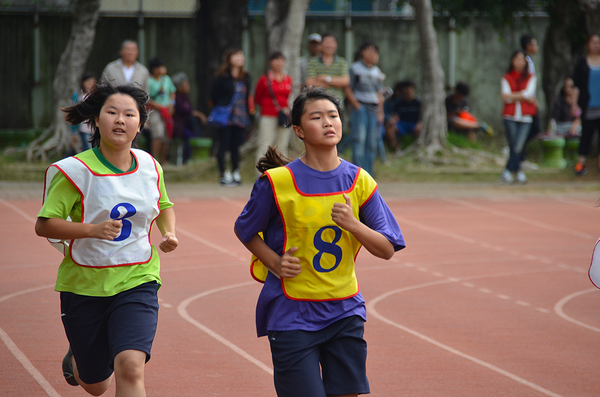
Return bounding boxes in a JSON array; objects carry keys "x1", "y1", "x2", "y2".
[
  {"x1": 269, "y1": 51, "x2": 285, "y2": 61},
  {"x1": 148, "y1": 57, "x2": 165, "y2": 74},
  {"x1": 507, "y1": 50, "x2": 530, "y2": 79},
  {"x1": 255, "y1": 88, "x2": 342, "y2": 174},
  {"x1": 321, "y1": 32, "x2": 338, "y2": 42},
  {"x1": 79, "y1": 72, "x2": 97, "y2": 91},
  {"x1": 359, "y1": 40, "x2": 379, "y2": 53},
  {"x1": 520, "y1": 34, "x2": 535, "y2": 51},
  {"x1": 455, "y1": 81, "x2": 470, "y2": 96},
  {"x1": 62, "y1": 82, "x2": 149, "y2": 148},
  {"x1": 289, "y1": 87, "x2": 342, "y2": 128}
]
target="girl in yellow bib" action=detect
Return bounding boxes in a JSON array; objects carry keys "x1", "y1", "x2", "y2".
[
  {"x1": 235, "y1": 88, "x2": 405, "y2": 397},
  {"x1": 35, "y1": 83, "x2": 178, "y2": 396}
]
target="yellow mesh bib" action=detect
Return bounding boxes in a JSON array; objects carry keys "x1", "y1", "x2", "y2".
[{"x1": 250, "y1": 166, "x2": 377, "y2": 301}]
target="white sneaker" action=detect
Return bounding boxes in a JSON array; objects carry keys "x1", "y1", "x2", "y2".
[
  {"x1": 500, "y1": 170, "x2": 513, "y2": 184},
  {"x1": 220, "y1": 170, "x2": 233, "y2": 185},
  {"x1": 515, "y1": 171, "x2": 527, "y2": 184},
  {"x1": 232, "y1": 169, "x2": 241, "y2": 183}
]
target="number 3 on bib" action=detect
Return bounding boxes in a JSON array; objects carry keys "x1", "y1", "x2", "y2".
[
  {"x1": 110, "y1": 203, "x2": 137, "y2": 242},
  {"x1": 312, "y1": 226, "x2": 343, "y2": 272}
]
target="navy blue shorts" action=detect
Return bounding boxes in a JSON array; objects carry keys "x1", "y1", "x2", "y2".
[
  {"x1": 268, "y1": 315, "x2": 370, "y2": 397},
  {"x1": 60, "y1": 281, "x2": 159, "y2": 384}
]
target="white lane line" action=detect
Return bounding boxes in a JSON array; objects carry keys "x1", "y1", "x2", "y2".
[
  {"x1": 177, "y1": 282, "x2": 273, "y2": 376},
  {"x1": 443, "y1": 198, "x2": 595, "y2": 240},
  {"x1": 368, "y1": 284, "x2": 564, "y2": 397},
  {"x1": 554, "y1": 288, "x2": 600, "y2": 333},
  {"x1": 177, "y1": 227, "x2": 248, "y2": 262},
  {"x1": 0, "y1": 198, "x2": 37, "y2": 223},
  {"x1": 0, "y1": 284, "x2": 61, "y2": 397},
  {"x1": 0, "y1": 327, "x2": 62, "y2": 397}
]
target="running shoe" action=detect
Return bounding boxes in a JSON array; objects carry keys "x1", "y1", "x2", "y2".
[
  {"x1": 500, "y1": 170, "x2": 513, "y2": 184},
  {"x1": 62, "y1": 347, "x2": 78, "y2": 386},
  {"x1": 575, "y1": 163, "x2": 587, "y2": 177},
  {"x1": 516, "y1": 171, "x2": 527, "y2": 184}
]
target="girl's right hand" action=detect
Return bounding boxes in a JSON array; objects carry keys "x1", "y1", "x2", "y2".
[
  {"x1": 93, "y1": 220, "x2": 122, "y2": 240},
  {"x1": 276, "y1": 247, "x2": 302, "y2": 278}
]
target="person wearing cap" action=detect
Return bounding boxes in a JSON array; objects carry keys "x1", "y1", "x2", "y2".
[{"x1": 300, "y1": 33, "x2": 322, "y2": 89}]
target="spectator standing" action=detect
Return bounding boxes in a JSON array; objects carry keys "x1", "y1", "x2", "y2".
[
  {"x1": 102, "y1": 40, "x2": 151, "y2": 151},
  {"x1": 147, "y1": 58, "x2": 176, "y2": 164},
  {"x1": 520, "y1": 34, "x2": 542, "y2": 158},
  {"x1": 300, "y1": 33, "x2": 322, "y2": 89},
  {"x1": 500, "y1": 50, "x2": 537, "y2": 184},
  {"x1": 345, "y1": 40, "x2": 385, "y2": 175},
  {"x1": 384, "y1": 79, "x2": 422, "y2": 152},
  {"x1": 572, "y1": 34, "x2": 600, "y2": 176},
  {"x1": 254, "y1": 52, "x2": 293, "y2": 166},
  {"x1": 305, "y1": 33, "x2": 349, "y2": 108},
  {"x1": 548, "y1": 77, "x2": 581, "y2": 137},
  {"x1": 101, "y1": 40, "x2": 149, "y2": 92},
  {"x1": 172, "y1": 72, "x2": 207, "y2": 165},
  {"x1": 70, "y1": 72, "x2": 97, "y2": 154},
  {"x1": 446, "y1": 82, "x2": 493, "y2": 142},
  {"x1": 211, "y1": 48, "x2": 253, "y2": 186}
]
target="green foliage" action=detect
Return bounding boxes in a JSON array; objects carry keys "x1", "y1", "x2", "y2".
[{"x1": 431, "y1": 0, "x2": 541, "y2": 30}]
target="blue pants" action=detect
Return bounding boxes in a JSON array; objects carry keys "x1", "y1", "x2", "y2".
[
  {"x1": 504, "y1": 119, "x2": 531, "y2": 172},
  {"x1": 350, "y1": 105, "x2": 379, "y2": 175}
]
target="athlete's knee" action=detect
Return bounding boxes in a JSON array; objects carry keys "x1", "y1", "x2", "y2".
[{"x1": 114, "y1": 350, "x2": 146, "y2": 385}]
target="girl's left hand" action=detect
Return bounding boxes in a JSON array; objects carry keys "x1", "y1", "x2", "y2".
[
  {"x1": 160, "y1": 232, "x2": 179, "y2": 253},
  {"x1": 331, "y1": 193, "x2": 357, "y2": 232}
]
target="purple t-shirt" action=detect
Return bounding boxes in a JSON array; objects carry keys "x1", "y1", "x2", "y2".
[{"x1": 235, "y1": 158, "x2": 405, "y2": 337}]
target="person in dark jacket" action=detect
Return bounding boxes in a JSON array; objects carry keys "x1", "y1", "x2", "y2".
[
  {"x1": 210, "y1": 48, "x2": 253, "y2": 186},
  {"x1": 572, "y1": 34, "x2": 600, "y2": 176}
]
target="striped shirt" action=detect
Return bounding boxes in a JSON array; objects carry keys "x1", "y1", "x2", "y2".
[{"x1": 306, "y1": 55, "x2": 349, "y2": 106}]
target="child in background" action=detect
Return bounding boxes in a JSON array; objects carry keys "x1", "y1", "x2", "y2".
[
  {"x1": 234, "y1": 88, "x2": 405, "y2": 397},
  {"x1": 148, "y1": 57, "x2": 176, "y2": 164},
  {"x1": 35, "y1": 83, "x2": 178, "y2": 396},
  {"x1": 70, "y1": 72, "x2": 98, "y2": 153}
]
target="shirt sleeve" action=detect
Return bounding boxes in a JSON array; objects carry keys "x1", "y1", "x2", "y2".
[
  {"x1": 359, "y1": 190, "x2": 405, "y2": 252},
  {"x1": 234, "y1": 176, "x2": 275, "y2": 243},
  {"x1": 306, "y1": 58, "x2": 319, "y2": 79},
  {"x1": 523, "y1": 76, "x2": 537, "y2": 99},
  {"x1": 155, "y1": 160, "x2": 174, "y2": 210},
  {"x1": 37, "y1": 171, "x2": 81, "y2": 220},
  {"x1": 501, "y1": 78, "x2": 513, "y2": 103}
]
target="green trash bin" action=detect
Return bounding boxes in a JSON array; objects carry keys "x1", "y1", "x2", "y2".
[
  {"x1": 540, "y1": 137, "x2": 567, "y2": 169},
  {"x1": 564, "y1": 137, "x2": 580, "y2": 166}
]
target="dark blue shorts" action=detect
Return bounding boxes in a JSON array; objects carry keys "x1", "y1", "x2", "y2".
[
  {"x1": 268, "y1": 315, "x2": 370, "y2": 397},
  {"x1": 60, "y1": 281, "x2": 159, "y2": 384}
]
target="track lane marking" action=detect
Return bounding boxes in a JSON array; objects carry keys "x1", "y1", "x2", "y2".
[
  {"x1": 0, "y1": 284, "x2": 60, "y2": 397},
  {"x1": 177, "y1": 282, "x2": 273, "y2": 375},
  {"x1": 554, "y1": 288, "x2": 600, "y2": 333},
  {"x1": 367, "y1": 282, "x2": 564, "y2": 397}
]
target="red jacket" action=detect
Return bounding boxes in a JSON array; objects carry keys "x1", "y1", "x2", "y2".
[
  {"x1": 502, "y1": 70, "x2": 537, "y2": 117},
  {"x1": 254, "y1": 72, "x2": 292, "y2": 117}
]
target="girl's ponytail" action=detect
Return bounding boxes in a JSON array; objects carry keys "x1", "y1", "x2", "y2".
[{"x1": 256, "y1": 146, "x2": 291, "y2": 174}]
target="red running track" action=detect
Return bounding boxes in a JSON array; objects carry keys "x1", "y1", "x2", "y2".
[{"x1": 1, "y1": 186, "x2": 599, "y2": 396}]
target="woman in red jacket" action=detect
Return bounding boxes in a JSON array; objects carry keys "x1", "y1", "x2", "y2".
[
  {"x1": 254, "y1": 52, "x2": 293, "y2": 167},
  {"x1": 500, "y1": 50, "x2": 537, "y2": 184}
]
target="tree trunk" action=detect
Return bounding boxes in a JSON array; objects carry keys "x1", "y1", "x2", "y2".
[
  {"x1": 579, "y1": 0, "x2": 600, "y2": 33},
  {"x1": 265, "y1": 0, "x2": 310, "y2": 98},
  {"x1": 26, "y1": 0, "x2": 101, "y2": 162},
  {"x1": 412, "y1": 0, "x2": 447, "y2": 155},
  {"x1": 196, "y1": 0, "x2": 247, "y2": 112}
]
